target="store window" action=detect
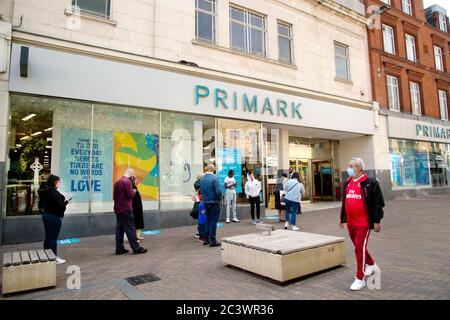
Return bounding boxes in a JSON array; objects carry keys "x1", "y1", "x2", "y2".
[
  {"x1": 160, "y1": 112, "x2": 215, "y2": 210},
  {"x1": 389, "y1": 139, "x2": 431, "y2": 189},
  {"x1": 72, "y1": 0, "x2": 111, "y2": 19},
  {"x1": 90, "y1": 105, "x2": 160, "y2": 213},
  {"x1": 429, "y1": 143, "x2": 450, "y2": 187},
  {"x1": 6, "y1": 95, "x2": 92, "y2": 216},
  {"x1": 217, "y1": 119, "x2": 262, "y2": 204}
]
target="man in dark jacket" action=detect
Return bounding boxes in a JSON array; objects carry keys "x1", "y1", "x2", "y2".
[
  {"x1": 200, "y1": 164, "x2": 222, "y2": 247},
  {"x1": 340, "y1": 157, "x2": 384, "y2": 291},
  {"x1": 113, "y1": 169, "x2": 147, "y2": 255}
]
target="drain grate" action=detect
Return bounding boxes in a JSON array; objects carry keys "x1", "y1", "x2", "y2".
[{"x1": 125, "y1": 273, "x2": 161, "y2": 286}]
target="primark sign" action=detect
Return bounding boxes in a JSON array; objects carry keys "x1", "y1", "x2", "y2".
[
  {"x1": 388, "y1": 116, "x2": 450, "y2": 143},
  {"x1": 416, "y1": 124, "x2": 450, "y2": 140}
]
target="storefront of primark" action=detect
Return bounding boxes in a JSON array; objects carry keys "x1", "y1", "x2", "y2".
[{"x1": 1, "y1": 43, "x2": 449, "y2": 244}]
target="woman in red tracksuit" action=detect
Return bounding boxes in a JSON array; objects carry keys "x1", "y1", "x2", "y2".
[{"x1": 340, "y1": 158, "x2": 385, "y2": 291}]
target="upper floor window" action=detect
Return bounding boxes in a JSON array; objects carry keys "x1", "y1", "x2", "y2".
[
  {"x1": 438, "y1": 14, "x2": 448, "y2": 33},
  {"x1": 381, "y1": 0, "x2": 391, "y2": 5},
  {"x1": 334, "y1": 42, "x2": 350, "y2": 80},
  {"x1": 402, "y1": 0, "x2": 412, "y2": 16},
  {"x1": 72, "y1": 0, "x2": 111, "y2": 19},
  {"x1": 230, "y1": 6, "x2": 266, "y2": 57},
  {"x1": 195, "y1": 0, "x2": 216, "y2": 43},
  {"x1": 409, "y1": 82, "x2": 421, "y2": 116},
  {"x1": 439, "y1": 90, "x2": 449, "y2": 120},
  {"x1": 382, "y1": 24, "x2": 396, "y2": 54},
  {"x1": 387, "y1": 75, "x2": 400, "y2": 111},
  {"x1": 278, "y1": 22, "x2": 293, "y2": 64},
  {"x1": 434, "y1": 45, "x2": 444, "y2": 71},
  {"x1": 405, "y1": 34, "x2": 417, "y2": 62}
]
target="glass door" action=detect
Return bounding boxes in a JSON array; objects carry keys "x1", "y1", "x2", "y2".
[{"x1": 289, "y1": 159, "x2": 311, "y2": 201}]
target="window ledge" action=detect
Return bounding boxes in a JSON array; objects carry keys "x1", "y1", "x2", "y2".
[
  {"x1": 334, "y1": 77, "x2": 353, "y2": 85},
  {"x1": 192, "y1": 39, "x2": 298, "y2": 70},
  {"x1": 64, "y1": 7, "x2": 117, "y2": 26}
]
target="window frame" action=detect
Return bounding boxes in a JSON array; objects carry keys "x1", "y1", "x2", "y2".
[
  {"x1": 195, "y1": 0, "x2": 217, "y2": 44},
  {"x1": 401, "y1": 0, "x2": 413, "y2": 16},
  {"x1": 409, "y1": 81, "x2": 422, "y2": 116},
  {"x1": 382, "y1": 24, "x2": 396, "y2": 55},
  {"x1": 387, "y1": 75, "x2": 401, "y2": 112},
  {"x1": 438, "y1": 89, "x2": 449, "y2": 120},
  {"x1": 277, "y1": 21, "x2": 293, "y2": 64},
  {"x1": 438, "y1": 14, "x2": 448, "y2": 33},
  {"x1": 334, "y1": 42, "x2": 351, "y2": 81},
  {"x1": 72, "y1": 0, "x2": 112, "y2": 19},
  {"x1": 405, "y1": 33, "x2": 417, "y2": 62},
  {"x1": 229, "y1": 5, "x2": 267, "y2": 57},
  {"x1": 434, "y1": 45, "x2": 444, "y2": 71}
]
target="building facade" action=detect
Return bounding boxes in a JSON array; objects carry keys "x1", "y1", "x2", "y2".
[
  {"x1": 365, "y1": 0, "x2": 450, "y2": 198},
  {"x1": 0, "y1": 0, "x2": 388, "y2": 244}
]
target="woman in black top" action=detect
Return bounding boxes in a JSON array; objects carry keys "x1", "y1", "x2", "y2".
[
  {"x1": 130, "y1": 176, "x2": 145, "y2": 241},
  {"x1": 41, "y1": 174, "x2": 69, "y2": 264}
]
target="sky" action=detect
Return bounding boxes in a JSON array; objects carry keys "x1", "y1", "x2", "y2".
[{"x1": 423, "y1": 0, "x2": 450, "y2": 12}]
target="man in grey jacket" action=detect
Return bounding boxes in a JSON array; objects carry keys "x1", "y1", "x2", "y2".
[{"x1": 200, "y1": 164, "x2": 222, "y2": 247}]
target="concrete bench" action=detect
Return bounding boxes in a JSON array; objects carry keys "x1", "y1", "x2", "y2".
[
  {"x1": 2, "y1": 249, "x2": 57, "y2": 295},
  {"x1": 255, "y1": 223, "x2": 275, "y2": 235},
  {"x1": 222, "y1": 231, "x2": 346, "y2": 283}
]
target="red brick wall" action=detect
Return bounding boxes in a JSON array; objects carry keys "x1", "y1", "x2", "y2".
[{"x1": 366, "y1": 0, "x2": 450, "y2": 119}]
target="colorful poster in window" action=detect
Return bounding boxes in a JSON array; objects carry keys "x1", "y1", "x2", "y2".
[
  {"x1": 217, "y1": 148, "x2": 242, "y2": 193},
  {"x1": 60, "y1": 128, "x2": 113, "y2": 201},
  {"x1": 113, "y1": 132, "x2": 159, "y2": 200}
]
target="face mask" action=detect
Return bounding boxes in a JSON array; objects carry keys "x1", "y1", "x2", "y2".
[{"x1": 347, "y1": 167, "x2": 355, "y2": 178}]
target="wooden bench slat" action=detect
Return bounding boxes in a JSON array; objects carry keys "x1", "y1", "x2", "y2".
[
  {"x1": 3, "y1": 252, "x2": 12, "y2": 267},
  {"x1": 44, "y1": 249, "x2": 56, "y2": 261},
  {"x1": 36, "y1": 249, "x2": 48, "y2": 262},
  {"x1": 20, "y1": 251, "x2": 31, "y2": 264},
  {"x1": 29, "y1": 250, "x2": 40, "y2": 263},
  {"x1": 12, "y1": 252, "x2": 22, "y2": 266}
]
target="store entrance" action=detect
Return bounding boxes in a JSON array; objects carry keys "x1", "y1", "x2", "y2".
[
  {"x1": 312, "y1": 160, "x2": 333, "y2": 202},
  {"x1": 289, "y1": 159, "x2": 311, "y2": 201}
]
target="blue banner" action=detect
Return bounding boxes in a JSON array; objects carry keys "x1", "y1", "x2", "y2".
[
  {"x1": 217, "y1": 148, "x2": 242, "y2": 193},
  {"x1": 60, "y1": 128, "x2": 113, "y2": 201}
]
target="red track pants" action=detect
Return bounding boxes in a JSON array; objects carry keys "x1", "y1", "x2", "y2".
[{"x1": 347, "y1": 225, "x2": 375, "y2": 280}]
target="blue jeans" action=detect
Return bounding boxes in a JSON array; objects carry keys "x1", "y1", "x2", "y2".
[
  {"x1": 204, "y1": 203, "x2": 221, "y2": 242},
  {"x1": 42, "y1": 213, "x2": 63, "y2": 256},
  {"x1": 285, "y1": 199, "x2": 299, "y2": 226}
]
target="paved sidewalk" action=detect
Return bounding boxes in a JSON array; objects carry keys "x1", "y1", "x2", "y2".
[{"x1": 1, "y1": 196, "x2": 450, "y2": 300}]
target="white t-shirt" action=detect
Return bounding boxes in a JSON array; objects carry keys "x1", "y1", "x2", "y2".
[{"x1": 224, "y1": 176, "x2": 236, "y2": 191}]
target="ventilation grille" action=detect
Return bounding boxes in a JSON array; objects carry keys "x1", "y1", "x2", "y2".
[{"x1": 125, "y1": 273, "x2": 161, "y2": 286}]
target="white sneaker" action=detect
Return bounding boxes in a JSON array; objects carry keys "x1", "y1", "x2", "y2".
[
  {"x1": 226, "y1": 219, "x2": 230, "y2": 223},
  {"x1": 284, "y1": 222, "x2": 289, "y2": 230},
  {"x1": 291, "y1": 226, "x2": 300, "y2": 231},
  {"x1": 364, "y1": 263, "x2": 378, "y2": 277},
  {"x1": 350, "y1": 278, "x2": 366, "y2": 291},
  {"x1": 251, "y1": 220, "x2": 257, "y2": 225},
  {"x1": 232, "y1": 218, "x2": 240, "y2": 223},
  {"x1": 56, "y1": 257, "x2": 66, "y2": 265}
]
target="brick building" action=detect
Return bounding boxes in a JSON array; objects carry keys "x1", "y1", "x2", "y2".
[{"x1": 365, "y1": 0, "x2": 450, "y2": 197}]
